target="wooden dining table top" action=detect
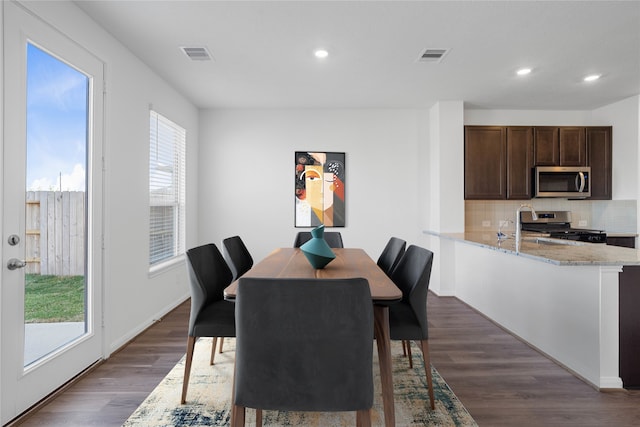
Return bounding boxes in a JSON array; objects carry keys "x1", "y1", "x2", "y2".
[{"x1": 224, "y1": 247, "x2": 402, "y2": 302}]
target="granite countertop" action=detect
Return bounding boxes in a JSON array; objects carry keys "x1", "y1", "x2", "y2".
[{"x1": 426, "y1": 231, "x2": 640, "y2": 266}]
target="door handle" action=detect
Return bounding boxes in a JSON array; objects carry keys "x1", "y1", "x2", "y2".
[{"x1": 7, "y1": 258, "x2": 26, "y2": 270}]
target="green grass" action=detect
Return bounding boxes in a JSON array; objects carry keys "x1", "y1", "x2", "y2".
[{"x1": 24, "y1": 274, "x2": 85, "y2": 323}]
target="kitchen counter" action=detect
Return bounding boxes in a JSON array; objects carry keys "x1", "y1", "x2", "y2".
[
  {"x1": 424, "y1": 229, "x2": 631, "y2": 390},
  {"x1": 430, "y1": 231, "x2": 640, "y2": 266}
]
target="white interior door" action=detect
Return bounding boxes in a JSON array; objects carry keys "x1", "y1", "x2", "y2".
[{"x1": 1, "y1": 2, "x2": 104, "y2": 423}]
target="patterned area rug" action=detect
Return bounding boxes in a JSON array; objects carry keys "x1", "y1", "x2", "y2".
[{"x1": 124, "y1": 338, "x2": 476, "y2": 426}]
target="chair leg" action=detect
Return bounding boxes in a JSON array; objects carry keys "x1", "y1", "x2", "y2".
[
  {"x1": 402, "y1": 340, "x2": 407, "y2": 356},
  {"x1": 181, "y1": 336, "x2": 196, "y2": 404},
  {"x1": 255, "y1": 408, "x2": 263, "y2": 427},
  {"x1": 418, "y1": 339, "x2": 435, "y2": 410},
  {"x1": 231, "y1": 404, "x2": 245, "y2": 427},
  {"x1": 356, "y1": 409, "x2": 371, "y2": 427},
  {"x1": 406, "y1": 340, "x2": 413, "y2": 368},
  {"x1": 219, "y1": 337, "x2": 225, "y2": 353},
  {"x1": 210, "y1": 337, "x2": 218, "y2": 365}
]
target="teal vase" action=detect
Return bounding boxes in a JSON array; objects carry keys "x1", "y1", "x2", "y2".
[{"x1": 300, "y1": 225, "x2": 336, "y2": 269}]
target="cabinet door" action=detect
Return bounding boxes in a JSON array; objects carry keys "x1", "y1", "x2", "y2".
[
  {"x1": 619, "y1": 266, "x2": 640, "y2": 387},
  {"x1": 506, "y1": 127, "x2": 533, "y2": 199},
  {"x1": 559, "y1": 127, "x2": 587, "y2": 166},
  {"x1": 607, "y1": 236, "x2": 635, "y2": 248},
  {"x1": 534, "y1": 127, "x2": 559, "y2": 165},
  {"x1": 464, "y1": 126, "x2": 506, "y2": 200},
  {"x1": 587, "y1": 126, "x2": 612, "y2": 200}
]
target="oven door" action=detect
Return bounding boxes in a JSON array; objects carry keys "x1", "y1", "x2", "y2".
[{"x1": 535, "y1": 166, "x2": 591, "y2": 198}]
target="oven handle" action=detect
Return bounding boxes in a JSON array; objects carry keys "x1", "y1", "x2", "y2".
[{"x1": 575, "y1": 172, "x2": 586, "y2": 192}]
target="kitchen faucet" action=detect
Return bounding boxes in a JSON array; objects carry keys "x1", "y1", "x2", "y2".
[{"x1": 515, "y1": 204, "x2": 537, "y2": 252}]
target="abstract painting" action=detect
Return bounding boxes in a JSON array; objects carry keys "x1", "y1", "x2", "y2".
[{"x1": 295, "y1": 152, "x2": 345, "y2": 227}]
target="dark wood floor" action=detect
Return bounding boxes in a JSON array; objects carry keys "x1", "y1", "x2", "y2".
[{"x1": 12, "y1": 293, "x2": 640, "y2": 426}]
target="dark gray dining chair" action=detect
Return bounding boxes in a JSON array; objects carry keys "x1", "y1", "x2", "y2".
[
  {"x1": 232, "y1": 277, "x2": 374, "y2": 426},
  {"x1": 377, "y1": 237, "x2": 406, "y2": 277},
  {"x1": 220, "y1": 236, "x2": 254, "y2": 354},
  {"x1": 181, "y1": 243, "x2": 235, "y2": 404},
  {"x1": 293, "y1": 231, "x2": 344, "y2": 248},
  {"x1": 388, "y1": 245, "x2": 436, "y2": 410},
  {"x1": 222, "y1": 235, "x2": 254, "y2": 281}
]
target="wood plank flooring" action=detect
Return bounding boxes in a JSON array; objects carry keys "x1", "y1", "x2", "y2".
[
  {"x1": 428, "y1": 295, "x2": 640, "y2": 426},
  {"x1": 12, "y1": 293, "x2": 640, "y2": 426},
  {"x1": 11, "y1": 301, "x2": 191, "y2": 427}
]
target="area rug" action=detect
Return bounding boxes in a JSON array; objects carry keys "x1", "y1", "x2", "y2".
[{"x1": 123, "y1": 338, "x2": 476, "y2": 426}]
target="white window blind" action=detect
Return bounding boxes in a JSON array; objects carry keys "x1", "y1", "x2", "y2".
[{"x1": 149, "y1": 110, "x2": 186, "y2": 266}]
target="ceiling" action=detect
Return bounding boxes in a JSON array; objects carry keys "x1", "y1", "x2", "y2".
[{"x1": 74, "y1": 0, "x2": 640, "y2": 110}]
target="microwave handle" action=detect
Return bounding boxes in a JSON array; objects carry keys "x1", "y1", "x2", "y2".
[{"x1": 575, "y1": 172, "x2": 586, "y2": 192}]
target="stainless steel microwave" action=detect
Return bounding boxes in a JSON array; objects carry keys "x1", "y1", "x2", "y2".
[{"x1": 534, "y1": 166, "x2": 591, "y2": 198}]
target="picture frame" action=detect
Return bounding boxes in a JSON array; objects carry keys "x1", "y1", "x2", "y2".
[{"x1": 294, "y1": 151, "x2": 345, "y2": 227}]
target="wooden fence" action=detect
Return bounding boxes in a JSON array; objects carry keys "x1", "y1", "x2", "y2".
[{"x1": 25, "y1": 191, "x2": 85, "y2": 276}]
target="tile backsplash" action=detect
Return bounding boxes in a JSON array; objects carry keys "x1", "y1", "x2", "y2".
[{"x1": 465, "y1": 199, "x2": 638, "y2": 234}]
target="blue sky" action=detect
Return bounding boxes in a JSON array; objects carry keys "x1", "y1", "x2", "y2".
[{"x1": 27, "y1": 43, "x2": 87, "y2": 191}]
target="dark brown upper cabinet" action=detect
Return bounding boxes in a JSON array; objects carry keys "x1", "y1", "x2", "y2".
[
  {"x1": 464, "y1": 126, "x2": 506, "y2": 200},
  {"x1": 559, "y1": 127, "x2": 587, "y2": 166},
  {"x1": 533, "y1": 127, "x2": 559, "y2": 165},
  {"x1": 506, "y1": 127, "x2": 534, "y2": 200},
  {"x1": 534, "y1": 127, "x2": 586, "y2": 166},
  {"x1": 465, "y1": 125, "x2": 611, "y2": 201},
  {"x1": 586, "y1": 126, "x2": 612, "y2": 200}
]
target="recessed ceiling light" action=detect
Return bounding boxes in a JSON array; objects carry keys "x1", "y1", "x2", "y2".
[
  {"x1": 584, "y1": 74, "x2": 601, "y2": 82},
  {"x1": 516, "y1": 68, "x2": 532, "y2": 76},
  {"x1": 314, "y1": 49, "x2": 329, "y2": 59}
]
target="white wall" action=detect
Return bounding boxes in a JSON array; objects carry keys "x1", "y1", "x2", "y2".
[
  {"x1": 464, "y1": 109, "x2": 593, "y2": 126},
  {"x1": 427, "y1": 101, "x2": 465, "y2": 233},
  {"x1": 13, "y1": 1, "x2": 200, "y2": 354},
  {"x1": 423, "y1": 101, "x2": 465, "y2": 295},
  {"x1": 198, "y1": 109, "x2": 428, "y2": 262},
  {"x1": 592, "y1": 95, "x2": 640, "y2": 200}
]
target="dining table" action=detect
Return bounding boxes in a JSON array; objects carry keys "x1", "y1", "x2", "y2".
[{"x1": 224, "y1": 247, "x2": 402, "y2": 427}]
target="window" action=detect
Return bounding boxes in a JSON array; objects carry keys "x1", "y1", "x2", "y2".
[{"x1": 149, "y1": 110, "x2": 186, "y2": 266}]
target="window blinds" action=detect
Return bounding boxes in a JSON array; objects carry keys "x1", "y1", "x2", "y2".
[{"x1": 149, "y1": 111, "x2": 186, "y2": 265}]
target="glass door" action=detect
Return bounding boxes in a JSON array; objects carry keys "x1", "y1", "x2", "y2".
[{"x1": 2, "y1": 2, "x2": 104, "y2": 423}]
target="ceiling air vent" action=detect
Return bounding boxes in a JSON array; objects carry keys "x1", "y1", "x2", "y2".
[
  {"x1": 418, "y1": 48, "x2": 449, "y2": 63},
  {"x1": 180, "y1": 46, "x2": 213, "y2": 61}
]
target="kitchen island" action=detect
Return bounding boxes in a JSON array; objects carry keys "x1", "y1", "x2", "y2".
[
  {"x1": 442, "y1": 231, "x2": 640, "y2": 265},
  {"x1": 426, "y1": 230, "x2": 640, "y2": 390}
]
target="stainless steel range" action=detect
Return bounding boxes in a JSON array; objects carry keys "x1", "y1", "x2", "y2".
[{"x1": 520, "y1": 210, "x2": 607, "y2": 244}]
